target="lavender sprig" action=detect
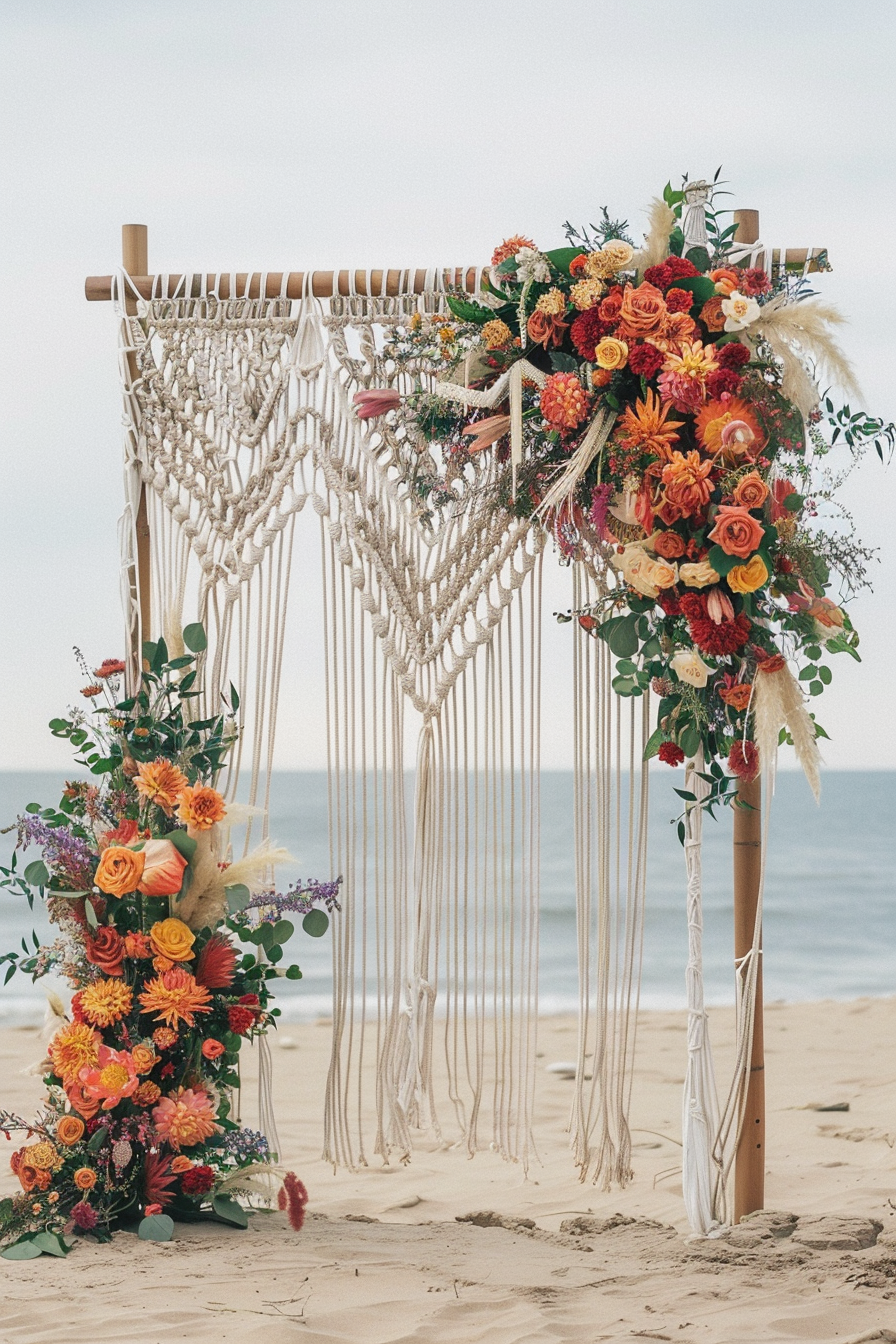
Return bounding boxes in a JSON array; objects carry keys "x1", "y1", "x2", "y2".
[
  {"x1": 246, "y1": 877, "x2": 342, "y2": 921},
  {"x1": 15, "y1": 815, "x2": 97, "y2": 891}
]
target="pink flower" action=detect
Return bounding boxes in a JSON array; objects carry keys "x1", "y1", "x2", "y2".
[
  {"x1": 462, "y1": 414, "x2": 511, "y2": 454},
  {"x1": 79, "y1": 1045, "x2": 139, "y2": 1110},
  {"x1": 136, "y1": 839, "x2": 189, "y2": 897},
  {"x1": 152, "y1": 1087, "x2": 221, "y2": 1150},
  {"x1": 706, "y1": 588, "x2": 735, "y2": 625},
  {"x1": 352, "y1": 389, "x2": 401, "y2": 420},
  {"x1": 72, "y1": 1201, "x2": 97, "y2": 1230}
]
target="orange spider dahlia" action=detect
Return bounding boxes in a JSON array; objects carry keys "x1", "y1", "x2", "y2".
[
  {"x1": 139, "y1": 968, "x2": 213, "y2": 1029},
  {"x1": 617, "y1": 389, "x2": 684, "y2": 460}
]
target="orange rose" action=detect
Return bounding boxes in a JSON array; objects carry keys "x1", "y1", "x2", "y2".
[
  {"x1": 733, "y1": 471, "x2": 769, "y2": 510},
  {"x1": 617, "y1": 282, "x2": 667, "y2": 340},
  {"x1": 55, "y1": 1116, "x2": 85, "y2": 1146},
  {"x1": 137, "y1": 838, "x2": 188, "y2": 897},
  {"x1": 65, "y1": 1081, "x2": 101, "y2": 1120},
  {"x1": 85, "y1": 925, "x2": 125, "y2": 977},
  {"x1": 526, "y1": 309, "x2": 569, "y2": 350},
  {"x1": 171, "y1": 1154, "x2": 193, "y2": 1174},
  {"x1": 201, "y1": 1038, "x2": 225, "y2": 1060},
  {"x1": 653, "y1": 530, "x2": 686, "y2": 560},
  {"x1": 94, "y1": 845, "x2": 145, "y2": 898},
  {"x1": 710, "y1": 267, "x2": 740, "y2": 296},
  {"x1": 131, "y1": 1043, "x2": 158, "y2": 1074},
  {"x1": 707, "y1": 505, "x2": 766, "y2": 558},
  {"x1": 74, "y1": 1167, "x2": 97, "y2": 1191}
]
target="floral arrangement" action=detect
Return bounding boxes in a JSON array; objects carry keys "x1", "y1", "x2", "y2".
[
  {"x1": 0, "y1": 630, "x2": 338, "y2": 1258},
  {"x1": 362, "y1": 178, "x2": 892, "y2": 816}
]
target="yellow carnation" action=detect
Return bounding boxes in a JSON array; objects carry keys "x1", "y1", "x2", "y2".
[
  {"x1": 481, "y1": 319, "x2": 512, "y2": 350},
  {"x1": 584, "y1": 251, "x2": 618, "y2": 280}
]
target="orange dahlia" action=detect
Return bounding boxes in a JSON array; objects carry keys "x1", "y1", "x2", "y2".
[
  {"x1": 540, "y1": 372, "x2": 589, "y2": 430},
  {"x1": 617, "y1": 389, "x2": 684, "y2": 459},
  {"x1": 152, "y1": 1087, "x2": 221, "y2": 1150},
  {"x1": 133, "y1": 1080, "x2": 162, "y2": 1107},
  {"x1": 134, "y1": 758, "x2": 189, "y2": 815},
  {"x1": 490, "y1": 235, "x2": 535, "y2": 270},
  {"x1": 660, "y1": 451, "x2": 714, "y2": 519},
  {"x1": 139, "y1": 968, "x2": 213, "y2": 1029},
  {"x1": 176, "y1": 785, "x2": 226, "y2": 832},
  {"x1": 49, "y1": 1022, "x2": 101, "y2": 1083},
  {"x1": 79, "y1": 978, "x2": 133, "y2": 1028}
]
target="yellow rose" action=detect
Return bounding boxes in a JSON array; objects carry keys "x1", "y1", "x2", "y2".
[
  {"x1": 594, "y1": 337, "x2": 629, "y2": 371},
  {"x1": 679, "y1": 560, "x2": 721, "y2": 589},
  {"x1": 727, "y1": 554, "x2": 768, "y2": 594},
  {"x1": 601, "y1": 240, "x2": 635, "y2": 271},
  {"x1": 149, "y1": 918, "x2": 196, "y2": 964}
]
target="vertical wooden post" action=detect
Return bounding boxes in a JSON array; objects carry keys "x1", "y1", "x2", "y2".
[
  {"x1": 731, "y1": 205, "x2": 765, "y2": 1222},
  {"x1": 122, "y1": 224, "x2": 152, "y2": 658}
]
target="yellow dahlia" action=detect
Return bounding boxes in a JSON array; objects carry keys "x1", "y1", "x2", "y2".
[
  {"x1": 481, "y1": 319, "x2": 512, "y2": 350},
  {"x1": 534, "y1": 288, "x2": 567, "y2": 317},
  {"x1": 80, "y1": 978, "x2": 134, "y2": 1028},
  {"x1": 139, "y1": 968, "x2": 212, "y2": 1029},
  {"x1": 570, "y1": 278, "x2": 604, "y2": 311},
  {"x1": 49, "y1": 1022, "x2": 101, "y2": 1083}
]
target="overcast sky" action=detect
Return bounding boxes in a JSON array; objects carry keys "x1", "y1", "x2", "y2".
[{"x1": 1, "y1": 0, "x2": 894, "y2": 772}]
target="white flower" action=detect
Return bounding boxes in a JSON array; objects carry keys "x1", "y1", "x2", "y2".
[
  {"x1": 721, "y1": 291, "x2": 762, "y2": 332},
  {"x1": 670, "y1": 648, "x2": 712, "y2": 688},
  {"x1": 515, "y1": 246, "x2": 551, "y2": 285},
  {"x1": 607, "y1": 489, "x2": 640, "y2": 527}
]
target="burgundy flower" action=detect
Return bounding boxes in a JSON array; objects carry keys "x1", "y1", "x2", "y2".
[
  {"x1": 716, "y1": 342, "x2": 750, "y2": 370},
  {"x1": 658, "y1": 742, "x2": 685, "y2": 767},
  {"x1": 705, "y1": 369, "x2": 742, "y2": 399},
  {"x1": 72, "y1": 1201, "x2": 97, "y2": 1230},
  {"x1": 570, "y1": 308, "x2": 612, "y2": 360},
  {"x1": 643, "y1": 263, "x2": 672, "y2": 290},
  {"x1": 628, "y1": 343, "x2": 665, "y2": 379},
  {"x1": 278, "y1": 1172, "x2": 309, "y2": 1232},
  {"x1": 181, "y1": 1164, "x2": 216, "y2": 1196},
  {"x1": 665, "y1": 256, "x2": 701, "y2": 280},
  {"x1": 739, "y1": 268, "x2": 771, "y2": 297},
  {"x1": 679, "y1": 592, "x2": 751, "y2": 656}
]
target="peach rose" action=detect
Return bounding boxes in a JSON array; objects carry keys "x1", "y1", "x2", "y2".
[
  {"x1": 136, "y1": 838, "x2": 189, "y2": 897},
  {"x1": 601, "y1": 240, "x2": 635, "y2": 271},
  {"x1": 131, "y1": 1043, "x2": 158, "y2": 1074},
  {"x1": 94, "y1": 845, "x2": 145, "y2": 898},
  {"x1": 149, "y1": 918, "x2": 196, "y2": 963},
  {"x1": 617, "y1": 283, "x2": 668, "y2": 340},
  {"x1": 679, "y1": 560, "x2": 720, "y2": 589},
  {"x1": 171, "y1": 1154, "x2": 193, "y2": 1174},
  {"x1": 653, "y1": 531, "x2": 686, "y2": 560},
  {"x1": 594, "y1": 336, "x2": 629, "y2": 370},
  {"x1": 651, "y1": 559, "x2": 679, "y2": 590},
  {"x1": 727, "y1": 555, "x2": 769, "y2": 594},
  {"x1": 74, "y1": 1167, "x2": 97, "y2": 1190},
  {"x1": 733, "y1": 471, "x2": 769, "y2": 510}
]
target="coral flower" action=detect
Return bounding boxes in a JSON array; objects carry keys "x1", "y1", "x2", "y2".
[
  {"x1": 123, "y1": 931, "x2": 153, "y2": 959},
  {"x1": 134, "y1": 758, "x2": 190, "y2": 816},
  {"x1": 139, "y1": 968, "x2": 213, "y2": 1029},
  {"x1": 719, "y1": 677, "x2": 754, "y2": 711},
  {"x1": 153, "y1": 1027, "x2": 179, "y2": 1049},
  {"x1": 65, "y1": 1082, "x2": 101, "y2": 1120},
  {"x1": 729, "y1": 740, "x2": 760, "y2": 781},
  {"x1": 93, "y1": 658, "x2": 127, "y2": 679},
  {"x1": 79, "y1": 1045, "x2": 139, "y2": 1110},
  {"x1": 462, "y1": 414, "x2": 511, "y2": 455},
  {"x1": 540, "y1": 372, "x2": 589, "y2": 429},
  {"x1": 79, "y1": 978, "x2": 134, "y2": 1028},
  {"x1": 137, "y1": 839, "x2": 189, "y2": 897},
  {"x1": 171, "y1": 1154, "x2": 194, "y2": 1174},
  {"x1": 660, "y1": 452, "x2": 714, "y2": 519},
  {"x1": 144, "y1": 1150, "x2": 177, "y2": 1208},
  {"x1": 201, "y1": 1038, "x2": 226, "y2": 1060},
  {"x1": 49, "y1": 1022, "x2": 101, "y2": 1084},
  {"x1": 490, "y1": 234, "x2": 536, "y2": 272},
  {"x1": 100, "y1": 818, "x2": 140, "y2": 849},
  {"x1": 617, "y1": 389, "x2": 684, "y2": 459},
  {"x1": 616, "y1": 282, "x2": 667, "y2": 340},
  {"x1": 85, "y1": 925, "x2": 125, "y2": 977},
  {"x1": 152, "y1": 1088, "x2": 221, "y2": 1150},
  {"x1": 661, "y1": 339, "x2": 719, "y2": 383},
  {"x1": 647, "y1": 310, "x2": 699, "y2": 355},
  {"x1": 177, "y1": 785, "x2": 227, "y2": 832},
  {"x1": 707, "y1": 505, "x2": 766, "y2": 559}
]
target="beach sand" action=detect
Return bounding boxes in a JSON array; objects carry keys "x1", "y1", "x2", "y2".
[{"x1": 2, "y1": 999, "x2": 896, "y2": 1343}]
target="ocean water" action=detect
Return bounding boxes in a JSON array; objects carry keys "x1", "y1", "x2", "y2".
[{"x1": 0, "y1": 770, "x2": 893, "y2": 1024}]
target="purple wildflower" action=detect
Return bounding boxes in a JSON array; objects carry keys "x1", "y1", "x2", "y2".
[
  {"x1": 247, "y1": 877, "x2": 342, "y2": 921},
  {"x1": 16, "y1": 815, "x2": 96, "y2": 891}
]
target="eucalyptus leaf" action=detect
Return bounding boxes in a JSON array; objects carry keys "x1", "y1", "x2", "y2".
[
  {"x1": 1, "y1": 1238, "x2": 43, "y2": 1260},
  {"x1": 84, "y1": 901, "x2": 99, "y2": 931},
  {"x1": 138, "y1": 1214, "x2": 174, "y2": 1242},
  {"x1": 679, "y1": 724, "x2": 701, "y2": 759},
  {"x1": 182, "y1": 623, "x2": 208, "y2": 653},
  {"x1": 23, "y1": 861, "x2": 49, "y2": 888},
  {"x1": 225, "y1": 883, "x2": 252, "y2": 914},
  {"x1": 31, "y1": 1231, "x2": 70, "y2": 1258},
  {"x1": 302, "y1": 909, "x2": 329, "y2": 938},
  {"x1": 271, "y1": 919, "x2": 294, "y2": 944},
  {"x1": 212, "y1": 1195, "x2": 249, "y2": 1228}
]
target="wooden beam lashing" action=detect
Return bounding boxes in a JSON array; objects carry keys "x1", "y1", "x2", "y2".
[
  {"x1": 87, "y1": 266, "x2": 484, "y2": 302},
  {"x1": 121, "y1": 225, "x2": 152, "y2": 663}
]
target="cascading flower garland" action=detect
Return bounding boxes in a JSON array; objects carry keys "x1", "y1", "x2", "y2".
[
  {"x1": 362, "y1": 178, "x2": 892, "y2": 819},
  {"x1": 0, "y1": 630, "x2": 338, "y2": 1257}
]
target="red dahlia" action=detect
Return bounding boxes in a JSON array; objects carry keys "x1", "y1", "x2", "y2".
[
  {"x1": 665, "y1": 256, "x2": 701, "y2": 280},
  {"x1": 181, "y1": 1164, "x2": 216, "y2": 1196},
  {"x1": 657, "y1": 587, "x2": 682, "y2": 616},
  {"x1": 658, "y1": 742, "x2": 685, "y2": 767},
  {"x1": 628, "y1": 344, "x2": 665, "y2": 379},
  {"x1": 705, "y1": 369, "x2": 742, "y2": 399},
  {"x1": 227, "y1": 1005, "x2": 257, "y2": 1035},
  {"x1": 643, "y1": 263, "x2": 672, "y2": 290},
  {"x1": 664, "y1": 287, "x2": 694, "y2": 314},
  {"x1": 679, "y1": 592, "x2": 751, "y2": 655},
  {"x1": 570, "y1": 308, "x2": 612, "y2": 360},
  {"x1": 716, "y1": 342, "x2": 750, "y2": 370}
]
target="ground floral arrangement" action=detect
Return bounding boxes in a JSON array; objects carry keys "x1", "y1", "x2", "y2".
[
  {"x1": 356, "y1": 177, "x2": 893, "y2": 819},
  {"x1": 0, "y1": 630, "x2": 339, "y2": 1259}
]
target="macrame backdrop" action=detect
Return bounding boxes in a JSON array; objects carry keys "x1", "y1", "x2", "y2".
[{"x1": 114, "y1": 267, "x2": 651, "y2": 1181}]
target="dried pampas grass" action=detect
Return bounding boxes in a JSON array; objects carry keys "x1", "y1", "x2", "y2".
[
  {"x1": 176, "y1": 826, "x2": 295, "y2": 931},
  {"x1": 753, "y1": 663, "x2": 821, "y2": 801},
  {"x1": 633, "y1": 199, "x2": 678, "y2": 273},
  {"x1": 755, "y1": 295, "x2": 863, "y2": 417}
]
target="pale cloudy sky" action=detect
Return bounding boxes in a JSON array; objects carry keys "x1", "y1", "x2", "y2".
[{"x1": 0, "y1": 0, "x2": 894, "y2": 770}]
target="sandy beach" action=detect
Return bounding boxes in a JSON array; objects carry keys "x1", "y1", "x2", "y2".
[{"x1": 2, "y1": 998, "x2": 896, "y2": 1343}]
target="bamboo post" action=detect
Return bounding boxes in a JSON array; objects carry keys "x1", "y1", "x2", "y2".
[
  {"x1": 121, "y1": 225, "x2": 151, "y2": 661},
  {"x1": 731, "y1": 205, "x2": 765, "y2": 1222}
]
